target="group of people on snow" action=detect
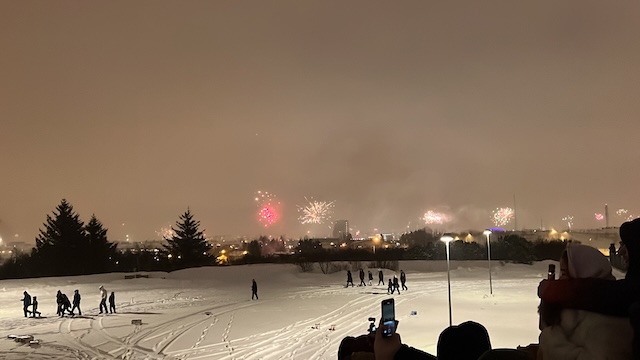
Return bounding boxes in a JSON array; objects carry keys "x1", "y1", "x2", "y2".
[
  {"x1": 21, "y1": 286, "x2": 116, "y2": 318},
  {"x1": 346, "y1": 269, "x2": 408, "y2": 294},
  {"x1": 339, "y1": 217, "x2": 640, "y2": 360}
]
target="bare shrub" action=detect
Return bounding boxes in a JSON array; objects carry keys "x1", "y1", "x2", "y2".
[
  {"x1": 295, "y1": 261, "x2": 314, "y2": 272},
  {"x1": 318, "y1": 261, "x2": 332, "y2": 274},
  {"x1": 330, "y1": 262, "x2": 350, "y2": 273}
]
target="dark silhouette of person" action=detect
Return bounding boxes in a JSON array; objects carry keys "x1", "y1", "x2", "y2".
[
  {"x1": 393, "y1": 275, "x2": 401, "y2": 294},
  {"x1": 109, "y1": 292, "x2": 116, "y2": 313},
  {"x1": 368, "y1": 270, "x2": 373, "y2": 286},
  {"x1": 71, "y1": 289, "x2": 82, "y2": 316},
  {"x1": 346, "y1": 270, "x2": 354, "y2": 287},
  {"x1": 378, "y1": 270, "x2": 384, "y2": 285},
  {"x1": 61, "y1": 292, "x2": 72, "y2": 316},
  {"x1": 359, "y1": 269, "x2": 367, "y2": 286},
  {"x1": 21, "y1": 291, "x2": 32, "y2": 317},
  {"x1": 99, "y1": 286, "x2": 108, "y2": 314},
  {"x1": 56, "y1": 290, "x2": 64, "y2": 317},
  {"x1": 31, "y1": 296, "x2": 41, "y2": 318},
  {"x1": 251, "y1": 279, "x2": 258, "y2": 300},
  {"x1": 400, "y1": 270, "x2": 408, "y2": 291},
  {"x1": 387, "y1": 279, "x2": 394, "y2": 294}
]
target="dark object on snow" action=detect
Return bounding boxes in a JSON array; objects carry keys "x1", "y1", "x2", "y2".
[
  {"x1": 400, "y1": 270, "x2": 407, "y2": 290},
  {"x1": 31, "y1": 296, "x2": 41, "y2": 317},
  {"x1": 437, "y1": 321, "x2": 492, "y2": 360},
  {"x1": 378, "y1": 270, "x2": 384, "y2": 285}
]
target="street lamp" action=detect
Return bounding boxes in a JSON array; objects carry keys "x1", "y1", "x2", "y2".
[
  {"x1": 483, "y1": 230, "x2": 493, "y2": 295},
  {"x1": 440, "y1": 234, "x2": 454, "y2": 326}
]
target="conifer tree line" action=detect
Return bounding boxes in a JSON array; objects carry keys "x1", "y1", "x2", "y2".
[{"x1": 0, "y1": 199, "x2": 213, "y2": 279}]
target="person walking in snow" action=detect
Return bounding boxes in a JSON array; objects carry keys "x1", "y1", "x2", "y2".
[
  {"x1": 61, "y1": 292, "x2": 72, "y2": 316},
  {"x1": 387, "y1": 279, "x2": 394, "y2": 294},
  {"x1": 109, "y1": 292, "x2": 116, "y2": 313},
  {"x1": 56, "y1": 290, "x2": 64, "y2": 317},
  {"x1": 346, "y1": 270, "x2": 354, "y2": 287},
  {"x1": 99, "y1": 286, "x2": 108, "y2": 314},
  {"x1": 359, "y1": 269, "x2": 367, "y2": 286},
  {"x1": 70, "y1": 289, "x2": 81, "y2": 316},
  {"x1": 368, "y1": 270, "x2": 373, "y2": 286},
  {"x1": 251, "y1": 279, "x2": 258, "y2": 300},
  {"x1": 21, "y1": 291, "x2": 32, "y2": 317},
  {"x1": 378, "y1": 269, "x2": 384, "y2": 285},
  {"x1": 31, "y1": 296, "x2": 41, "y2": 318},
  {"x1": 400, "y1": 270, "x2": 408, "y2": 291},
  {"x1": 393, "y1": 275, "x2": 401, "y2": 294}
]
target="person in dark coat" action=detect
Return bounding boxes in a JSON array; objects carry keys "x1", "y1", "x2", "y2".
[
  {"x1": 61, "y1": 292, "x2": 72, "y2": 316},
  {"x1": 31, "y1": 296, "x2": 41, "y2": 318},
  {"x1": 70, "y1": 289, "x2": 81, "y2": 316},
  {"x1": 400, "y1": 270, "x2": 408, "y2": 291},
  {"x1": 109, "y1": 292, "x2": 116, "y2": 313},
  {"x1": 368, "y1": 270, "x2": 373, "y2": 286},
  {"x1": 251, "y1": 279, "x2": 258, "y2": 300},
  {"x1": 387, "y1": 279, "x2": 394, "y2": 294},
  {"x1": 346, "y1": 270, "x2": 354, "y2": 287},
  {"x1": 378, "y1": 269, "x2": 384, "y2": 285},
  {"x1": 56, "y1": 290, "x2": 64, "y2": 317},
  {"x1": 359, "y1": 269, "x2": 367, "y2": 286},
  {"x1": 21, "y1": 291, "x2": 32, "y2": 317},
  {"x1": 393, "y1": 275, "x2": 401, "y2": 294}
]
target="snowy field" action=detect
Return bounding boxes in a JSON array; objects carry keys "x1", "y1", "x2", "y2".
[{"x1": 0, "y1": 260, "x2": 620, "y2": 359}]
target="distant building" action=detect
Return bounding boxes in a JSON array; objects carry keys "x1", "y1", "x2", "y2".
[{"x1": 332, "y1": 220, "x2": 349, "y2": 239}]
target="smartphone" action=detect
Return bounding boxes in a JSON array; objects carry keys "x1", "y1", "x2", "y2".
[
  {"x1": 548, "y1": 264, "x2": 556, "y2": 280},
  {"x1": 381, "y1": 298, "x2": 395, "y2": 337}
]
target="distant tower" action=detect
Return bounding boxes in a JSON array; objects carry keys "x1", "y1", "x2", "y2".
[
  {"x1": 332, "y1": 220, "x2": 349, "y2": 239},
  {"x1": 605, "y1": 204, "x2": 609, "y2": 228}
]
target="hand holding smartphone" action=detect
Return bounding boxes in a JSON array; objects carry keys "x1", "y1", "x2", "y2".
[{"x1": 381, "y1": 298, "x2": 396, "y2": 337}]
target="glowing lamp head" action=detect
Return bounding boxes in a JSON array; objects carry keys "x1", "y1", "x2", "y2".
[
  {"x1": 483, "y1": 230, "x2": 492, "y2": 236},
  {"x1": 440, "y1": 234, "x2": 454, "y2": 243}
]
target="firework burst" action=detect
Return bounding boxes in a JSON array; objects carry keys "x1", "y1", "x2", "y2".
[
  {"x1": 491, "y1": 207, "x2": 514, "y2": 227},
  {"x1": 422, "y1": 210, "x2": 448, "y2": 225},
  {"x1": 595, "y1": 213, "x2": 604, "y2": 221},
  {"x1": 297, "y1": 197, "x2": 335, "y2": 224},
  {"x1": 254, "y1": 190, "x2": 281, "y2": 227},
  {"x1": 156, "y1": 225, "x2": 176, "y2": 240},
  {"x1": 562, "y1": 215, "x2": 574, "y2": 229}
]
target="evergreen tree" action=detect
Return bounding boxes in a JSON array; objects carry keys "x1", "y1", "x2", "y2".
[
  {"x1": 163, "y1": 209, "x2": 212, "y2": 269},
  {"x1": 34, "y1": 199, "x2": 87, "y2": 276},
  {"x1": 85, "y1": 214, "x2": 117, "y2": 273}
]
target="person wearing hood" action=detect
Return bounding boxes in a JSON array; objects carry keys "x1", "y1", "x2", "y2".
[
  {"x1": 538, "y1": 219, "x2": 640, "y2": 358},
  {"x1": 537, "y1": 243, "x2": 634, "y2": 359}
]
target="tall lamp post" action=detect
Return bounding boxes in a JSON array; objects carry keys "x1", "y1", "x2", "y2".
[
  {"x1": 440, "y1": 234, "x2": 454, "y2": 326},
  {"x1": 483, "y1": 230, "x2": 493, "y2": 295}
]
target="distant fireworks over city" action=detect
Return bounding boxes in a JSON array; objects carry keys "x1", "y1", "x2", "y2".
[
  {"x1": 422, "y1": 210, "x2": 448, "y2": 225},
  {"x1": 297, "y1": 197, "x2": 335, "y2": 224},
  {"x1": 254, "y1": 191, "x2": 281, "y2": 227},
  {"x1": 491, "y1": 207, "x2": 514, "y2": 227},
  {"x1": 562, "y1": 215, "x2": 574, "y2": 229}
]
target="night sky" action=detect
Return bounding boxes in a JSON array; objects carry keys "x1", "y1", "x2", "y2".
[{"x1": 2, "y1": 1, "x2": 639, "y2": 243}]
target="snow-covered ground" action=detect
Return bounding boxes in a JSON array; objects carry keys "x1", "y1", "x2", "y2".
[{"x1": 0, "y1": 260, "x2": 619, "y2": 359}]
